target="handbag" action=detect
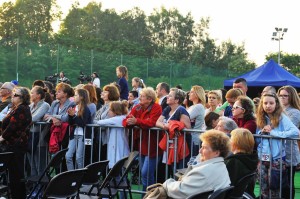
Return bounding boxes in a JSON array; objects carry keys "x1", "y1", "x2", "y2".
[
  {"x1": 143, "y1": 183, "x2": 168, "y2": 199},
  {"x1": 270, "y1": 168, "x2": 289, "y2": 190}
]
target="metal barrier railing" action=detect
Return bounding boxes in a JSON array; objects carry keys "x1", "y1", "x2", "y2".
[{"x1": 26, "y1": 122, "x2": 298, "y2": 198}]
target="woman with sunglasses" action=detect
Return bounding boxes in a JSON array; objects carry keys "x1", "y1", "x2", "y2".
[
  {"x1": 0, "y1": 87, "x2": 32, "y2": 199},
  {"x1": 232, "y1": 96, "x2": 256, "y2": 134},
  {"x1": 277, "y1": 85, "x2": 300, "y2": 199},
  {"x1": 256, "y1": 93, "x2": 298, "y2": 198}
]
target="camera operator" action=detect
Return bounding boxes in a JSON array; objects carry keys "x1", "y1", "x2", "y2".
[
  {"x1": 59, "y1": 71, "x2": 70, "y2": 84},
  {"x1": 92, "y1": 72, "x2": 100, "y2": 88},
  {"x1": 78, "y1": 71, "x2": 92, "y2": 84}
]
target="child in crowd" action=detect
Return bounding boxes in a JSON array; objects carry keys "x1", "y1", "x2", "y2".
[
  {"x1": 131, "y1": 77, "x2": 145, "y2": 95},
  {"x1": 116, "y1": 65, "x2": 129, "y2": 100},
  {"x1": 128, "y1": 90, "x2": 139, "y2": 111},
  {"x1": 94, "y1": 100, "x2": 130, "y2": 168},
  {"x1": 66, "y1": 89, "x2": 92, "y2": 170}
]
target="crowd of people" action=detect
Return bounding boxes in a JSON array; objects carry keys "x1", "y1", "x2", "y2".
[{"x1": 0, "y1": 65, "x2": 299, "y2": 198}]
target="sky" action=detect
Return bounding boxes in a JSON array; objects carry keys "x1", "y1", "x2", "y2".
[{"x1": 1, "y1": 0, "x2": 299, "y2": 66}]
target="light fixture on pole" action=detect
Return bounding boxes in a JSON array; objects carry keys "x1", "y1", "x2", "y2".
[{"x1": 271, "y1": 27, "x2": 288, "y2": 65}]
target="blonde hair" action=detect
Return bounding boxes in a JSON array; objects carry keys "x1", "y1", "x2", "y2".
[
  {"x1": 191, "y1": 85, "x2": 206, "y2": 106},
  {"x1": 230, "y1": 128, "x2": 254, "y2": 154},
  {"x1": 208, "y1": 90, "x2": 222, "y2": 102},
  {"x1": 256, "y1": 93, "x2": 283, "y2": 128},
  {"x1": 225, "y1": 88, "x2": 243, "y2": 99},
  {"x1": 140, "y1": 87, "x2": 157, "y2": 102}
]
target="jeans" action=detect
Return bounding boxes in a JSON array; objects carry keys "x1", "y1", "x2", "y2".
[
  {"x1": 66, "y1": 135, "x2": 84, "y2": 170},
  {"x1": 140, "y1": 155, "x2": 161, "y2": 191}
]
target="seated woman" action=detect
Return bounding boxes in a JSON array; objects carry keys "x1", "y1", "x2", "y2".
[
  {"x1": 162, "y1": 130, "x2": 231, "y2": 199},
  {"x1": 225, "y1": 128, "x2": 258, "y2": 198},
  {"x1": 215, "y1": 116, "x2": 238, "y2": 136}
]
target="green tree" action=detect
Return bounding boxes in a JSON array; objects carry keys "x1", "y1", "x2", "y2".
[
  {"x1": 266, "y1": 52, "x2": 300, "y2": 76},
  {"x1": 148, "y1": 7, "x2": 194, "y2": 62}
]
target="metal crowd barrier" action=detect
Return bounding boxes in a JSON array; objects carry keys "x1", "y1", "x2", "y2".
[{"x1": 26, "y1": 122, "x2": 299, "y2": 198}]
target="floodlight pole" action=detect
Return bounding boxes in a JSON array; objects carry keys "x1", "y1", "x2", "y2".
[{"x1": 271, "y1": 27, "x2": 288, "y2": 65}]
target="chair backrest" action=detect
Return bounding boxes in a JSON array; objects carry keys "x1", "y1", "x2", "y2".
[
  {"x1": 228, "y1": 172, "x2": 256, "y2": 198},
  {"x1": 47, "y1": 148, "x2": 69, "y2": 169},
  {"x1": 99, "y1": 156, "x2": 128, "y2": 190},
  {"x1": 186, "y1": 190, "x2": 214, "y2": 199},
  {"x1": 42, "y1": 168, "x2": 87, "y2": 198},
  {"x1": 0, "y1": 152, "x2": 14, "y2": 173},
  {"x1": 82, "y1": 160, "x2": 109, "y2": 185},
  {"x1": 117, "y1": 151, "x2": 139, "y2": 185},
  {"x1": 209, "y1": 186, "x2": 234, "y2": 199}
]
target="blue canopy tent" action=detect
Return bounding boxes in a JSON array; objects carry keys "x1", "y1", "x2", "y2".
[{"x1": 223, "y1": 59, "x2": 300, "y2": 98}]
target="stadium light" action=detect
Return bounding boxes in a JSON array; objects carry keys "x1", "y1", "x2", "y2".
[{"x1": 271, "y1": 27, "x2": 288, "y2": 65}]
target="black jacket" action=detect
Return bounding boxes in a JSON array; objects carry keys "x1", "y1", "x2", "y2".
[{"x1": 225, "y1": 152, "x2": 258, "y2": 197}]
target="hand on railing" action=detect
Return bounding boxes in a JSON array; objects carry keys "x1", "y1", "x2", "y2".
[
  {"x1": 174, "y1": 129, "x2": 181, "y2": 137},
  {"x1": 126, "y1": 114, "x2": 137, "y2": 126}
]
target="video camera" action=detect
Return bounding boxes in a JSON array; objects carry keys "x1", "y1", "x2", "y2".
[
  {"x1": 45, "y1": 73, "x2": 59, "y2": 84},
  {"x1": 78, "y1": 71, "x2": 92, "y2": 83}
]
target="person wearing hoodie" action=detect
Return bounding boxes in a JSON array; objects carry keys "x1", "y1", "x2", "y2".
[{"x1": 225, "y1": 128, "x2": 258, "y2": 198}]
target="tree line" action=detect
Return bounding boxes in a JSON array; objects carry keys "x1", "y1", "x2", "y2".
[{"x1": 0, "y1": 0, "x2": 299, "y2": 89}]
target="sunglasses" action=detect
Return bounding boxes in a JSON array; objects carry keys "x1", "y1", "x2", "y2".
[
  {"x1": 13, "y1": 93, "x2": 21, "y2": 98},
  {"x1": 232, "y1": 105, "x2": 245, "y2": 110}
]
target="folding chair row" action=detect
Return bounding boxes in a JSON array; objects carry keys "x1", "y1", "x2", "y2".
[
  {"x1": 35, "y1": 150, "x2": 139, "y2": 199},
  {"x1": 80, "y1": 151, "x2": 139, "y2": 199}
]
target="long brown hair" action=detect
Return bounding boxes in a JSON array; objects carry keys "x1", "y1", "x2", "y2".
[
  {"x1": 256, "y1": 93, "x2": 283, "y2": 128},
  {"x1": 117, "y1": 65, "x2": 128, "y2": 80},
  {"x1": 277, "y1": 85, "x2": 300, "y2": 110},
  {"x1": 76, "y1": 89, "x2": 89, "y2": 117},
  {"x1": 83, "y1": 84, "x2": 97, "y2": 104}
]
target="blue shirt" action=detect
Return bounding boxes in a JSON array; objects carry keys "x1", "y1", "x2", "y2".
[{"x1": 256, "y1": 114, "x2": 299, "y2": 160}]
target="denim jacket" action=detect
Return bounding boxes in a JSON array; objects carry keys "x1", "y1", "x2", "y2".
[
  {"x1": 256, "y1": 114, "x2": 299, "y2": 161},
  {"x1": 284, "y1": 107, "x2": 300, "y2": 166}
]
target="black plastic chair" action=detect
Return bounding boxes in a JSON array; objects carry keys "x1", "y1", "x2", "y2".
[
  {"x1": 228, "y1": 172, "x2": 256, "y2": 199},
  {"x1": 0, "y1": 152, "x2": 14, "y2": 198},
  {"x1": 87, "y1": 156, "x2": 129, "y2": 198},
  {"x1": 186, "y1": 190, "x2": 214, "y2": 199},
  {"x1": 110, "y1": 151, "x2": 139, "y2": 199},
  {"x1": 42, "y1": 168, "x2": 87, "y2": 199},
  {"x1": 79, "y1": 160, "x2": 109, "y2": 195},
  {"x1": 209, "y1": 186, "x2": 234, "y2": 199},
  {"x1": 26, "y1": 148, "x2": 69, "y2": 198}
]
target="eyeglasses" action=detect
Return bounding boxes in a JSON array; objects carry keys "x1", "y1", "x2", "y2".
[
  {"x1": 278, "y1": 94, "x2": 289, "y2": 98},
  {"x1": 13, "y1": 93, "x2": 21, "y2": 98},
  {"x1": 232, "y1": 105, "x2": 245, "y2": 110}
]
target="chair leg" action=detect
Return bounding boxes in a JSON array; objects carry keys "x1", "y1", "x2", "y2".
[
  {"x1": 123, "y1": 189, "x2": 128, "y2": 199},
  {"x1": 128, "y1": 189, "x2": 133, "y2": 199}
]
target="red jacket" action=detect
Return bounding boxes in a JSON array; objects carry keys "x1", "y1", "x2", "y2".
[
  {"x1": 233, "y1": 118, "x2": 257, "y2": 134},
  {"x1": 49, "y1": 122, "x2": 69, "y2": 153},
  {"x1": 159, "y1": 120, "x2": 190, "y2": 165},
  {"x1": 123, "y1": 102, "x2": 162, "y2": 158}
]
